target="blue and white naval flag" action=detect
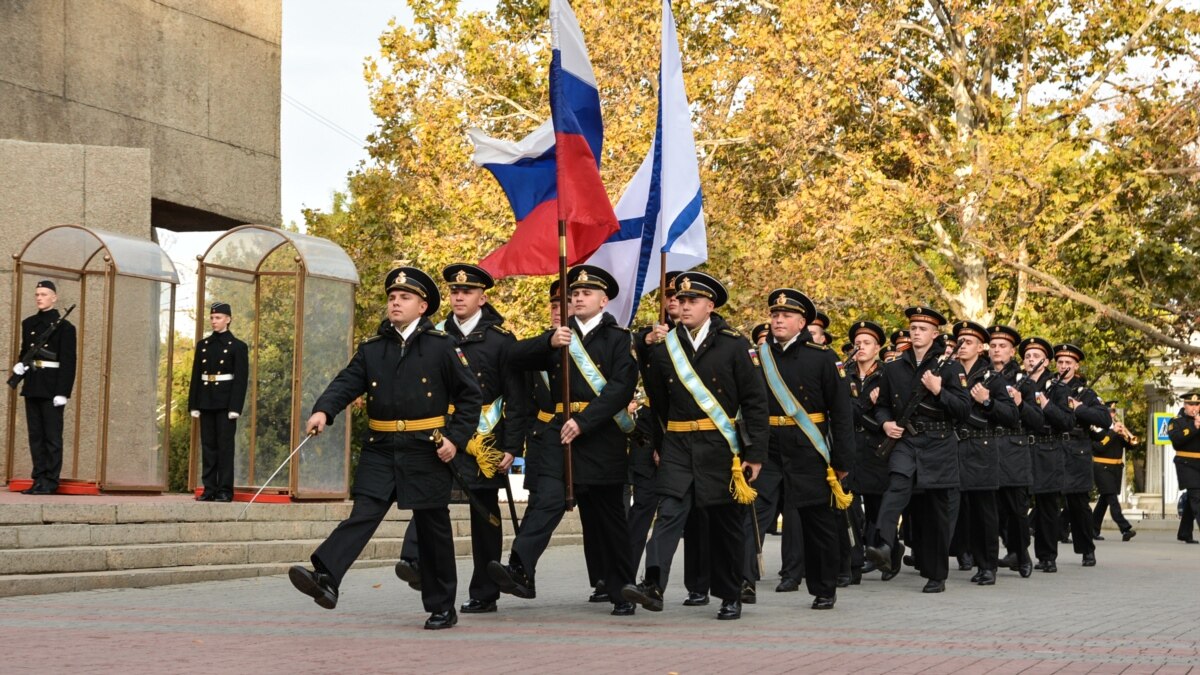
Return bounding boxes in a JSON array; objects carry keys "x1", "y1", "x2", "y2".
[{"x1": 584, "y1": 0, "x2": 707, "y2": 327}]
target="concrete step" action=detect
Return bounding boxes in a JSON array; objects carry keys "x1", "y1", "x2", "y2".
[
  {"x1": 0, "y1": 514, "x2": 581, "y2": 550},
  {"x1": 0, "y1": 533, "x2": 584, "y2": 597}
]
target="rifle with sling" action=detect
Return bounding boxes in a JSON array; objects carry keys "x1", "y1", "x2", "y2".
[
  {"x1": 7, "y1": 304, "x2": 76, "y2": 389},
  {"x1": 875, "y1": 335, "x2": 958, "y2": 460}
]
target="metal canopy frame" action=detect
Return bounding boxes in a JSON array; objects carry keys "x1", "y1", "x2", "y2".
[
  {"x1": 5, "y1": 225, "x2": 179, "y2": 492},
  {"x1": 191, "y1": 225, "x2": 358, "y2": 500}
]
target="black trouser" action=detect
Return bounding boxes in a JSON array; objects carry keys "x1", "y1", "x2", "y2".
[
  {"x1": 780, "y1": 496, "x2": 804, "y2": 580},
  {"x1": 861, "y1": 493, "x2": 883, "y2": 549},
  {"x1": 1032, "y1": 493, "x2": 1060, "y2": 561},
  {"x1": 1092, "y1": 493, "x2": 1132, "y2": 534},
  {"x1": 997, "y1": 486, "x2": 1031, "y2": 566},
  {"x1": 400, "y1": 486, "x2": 502, "y2": 602},
  {"x1": 314, "y1": 494, "x2": 456, "y2": 612},
  {"x1": 838, "y1": 494, "x2": 864, "y2": 578},
  {"x1": 508, "y1": 473, "x2": 566, "y2": 576},
  {"x1": 644, "y1": 490, "x2": 744, "y2": 603},
  {"x1": 682, "y1": 503, "x2": 711, "y2": 593},
  {"x1": 963, "y1": 490, "x2": 999, "y2": 572},
  {"x1": 1062, "y1": 492, "x2": 1095, "y2": 555},
  {"x1": 627, "y1": 474, "x2": 657, "y2": 569},
  {"x1": 199, "y1": 409, "x2": 237, "y2": 496},
  {"x1": 25, "y1": 397, "x2": 64, "y2": 489},
  {"x1": 743, "y1": 458, "x2": 785, "y2": 582},
  {"x1": 874, "y1": 472, "x2": 952, "y2": 581},
  {"x1": 580, "y1": 488, "x2": 606, "y2": 587},
  {"x1": 795, "y1": 502, "x2": 841, "y2": 599},
  {"x1": 575, "y1": 484, "x2": 635, "y2": 604},
  {"x1": 1179, "y1": 489, "x2": 1200, "y2": 540}
]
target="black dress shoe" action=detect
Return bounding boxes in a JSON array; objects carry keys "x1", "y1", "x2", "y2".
[
  {"x1": 1093, "y1": 534, "x2": 1105, "y2": 541},
  {"x1": 864, "y1": 544, "x2": 893, "y2": 575},
  {"x1": 1180, "y1": 537, "x2": 1200, "y2": 544},
  {"x1": 922, "y1": 579, "x2": 945, "y2": 593},
  {"x1": 776, "y1": 577, "x2": 800, "y2": 593},
  {"x1": 850, "y1": 570, "x2": 862, "y2": 585},
  {"x1": 740, "y1": 580, "x2": 756, "y2": 604},
  {"x1": 811, "y1": 596, "x2": 836, "y2": 610},
  {"x1": 861, "y1": 560, "x2": 877, "y2": 574},
  {"x1": 1034, "y1": 559, "x2": 1046, "y2": 571},
  {"x1": 1042, "y1": 560, "x2": 1058, "y2": 573},
  {"x1": 424, "y1": 608, "x2": 458, "y2": 630},
  {"x1": 588, "y1": 580, "x2": 609, "y2": 603},
  {"x1": 610, "y1": 602, "x2": 636, "y2": 616},
  {"x1": 999, "y1": 552, "x2": 1017, "y2": 569},
  {"x1": 682, "y1": 591, "x2": 709, "y2": 606},
  {"x1": 196, "y1": 492, "x2": 216, "y2": 502},
  {"x1": 956, "y1": 554, "x2": 974, "y2": 571},
  {"x1": 976, "y1": 569, "x2": 996, "y2": 586},
  {"x1": 1059, "y1": 534, "x2": 1071, "y2": 544},
  {"x1": 1122, "y1": 529, "x2": 1137, "y2": 542},
  {"x1": 288, "y1": 566, "x2": 338, "y2": 610},
  {"x1": 902, "y1": 554, "x2": 916, "y2": 568},
  {"x1": 970, "y1": 570, "x2": 985, "y2": 583},
  {"x1": 394, "y1": 558, "x2": 422, "y2": 591},
  {"x1": 835, "y1": 574, "x2": 851, "y2": 588},
  {"x1": 1081, "y1": 552, "x2": 1096, "y2": 567},
  {"x1": 213, "y1": 494, "x2": 232, "y2": 503},
  {"x1": 487, "y1": 561, "x2": 535, "y2": 599},
  {"x1": 29, "y1": 486, "x2": 54, "y2": 495},
  {"x1": 1019, "y1": 562, "x2": 1033, "y2": 578},
  {"x1": 717, "y1": 600, "x2": 741, "y2": 620},
  {"x1": 460, "y1": 598, "x2": 497, "y2": 613},
  {"x1": 620, "y1": 582, "x2": 663, "y2": 612},
  {"x1": 20, "y1": 487, "x2": 37, "y2": 495}
]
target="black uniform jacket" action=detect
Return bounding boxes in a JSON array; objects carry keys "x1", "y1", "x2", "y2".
[
  {"x1": 508, "y1": 311, "x2": 636, "y2": 486},
  {"x1": 312, "y1": 318, "x2": 482, "y2": 508},
  {"x1": 523, "y1": 366, "x2": 555, "y2": 485},
  {"x1": 643, "y1": 315, "x2": 769, "y2": 508},
  {"x1": 18, "y1": 308, "x2": 77, "y2": 400},
  {"x1": 873, "y1": 339, "x2": 965, "y2": 490},
  {"x1": 1027, "y1": 370, "x2": 1063, "y2": 494},
  {"x1": 187, "y1": 330, "x2": 249, "y2": 413},
  {"x1": 848, "y1": 360, "x2": 889, "y2": 495},
  {"x1": 1167, "y1": 408, "x2": 1200, "y2": 490},
  {"x1": 443, "y1": 304, "x2": 533, "y2": 488},
  {"x1": 1043, "y1": 374, "x2": 1110, "y2": 494},
  {"x1": 628, "y1": 404, "x2": 657, "y2": 482},
  {"x1": 1090, "y1": 427, "x2": 1126, "y2": 495},
  {"x1": 994, "y1": 361, "x2": 1043, "y2": 488},
  {"x1": 942, "y1": 357, "x2": 1018, "y2": 491},
  {"x1": 758, "y1": 332, "x2": 855, "y2": 508}
]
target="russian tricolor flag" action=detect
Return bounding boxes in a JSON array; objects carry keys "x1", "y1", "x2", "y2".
[{"x1": 470, "y1": 0, "x2": 619, "y2": 278}]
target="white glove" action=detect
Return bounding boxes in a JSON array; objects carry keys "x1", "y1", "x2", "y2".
[
  {"x1": 12, "y1": 363, "x2": 27, "y2": 376},
  {"x1": 53, "y1": 396, "x2": 67, "y2": 407},
  {"x1": 190, "y1": 410, "x2": 200, "y2": 418},
  {"x1": 228, "y1": 412, "x2": 240, "y2": 420}
]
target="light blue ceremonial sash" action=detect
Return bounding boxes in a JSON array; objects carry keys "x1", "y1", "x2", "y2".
[
  {"x1": 567, "y1": 333, "x2": 636, "y2": 433},
  {"x1": 664, "y1": 329, "x2": 741, "y2": 456},
  {"x1": 758, "y1": 343, "x2": 832, "y2": 465},
  {"x1": 478, "y1": 395, "x2": 503, "y2": 435},
  {"x1": 435, "y1": 320, "x2": 446, "y2": 331},
  {"x1": 539, "y1": 371, "x2": 550, "y2": 391}
]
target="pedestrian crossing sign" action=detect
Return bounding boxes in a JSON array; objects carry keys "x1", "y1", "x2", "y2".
[{"x1": 1154, "y1": 412, "x2": 1172, "y2": 445}]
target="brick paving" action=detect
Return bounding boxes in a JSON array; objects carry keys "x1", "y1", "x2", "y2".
[{"x1": 0, "y1": 529, "x2": 1196, "y2": 674}]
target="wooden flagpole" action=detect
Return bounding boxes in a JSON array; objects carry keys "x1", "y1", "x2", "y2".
[{"x1": 558, "y1": 218, "x2": 575, "y2": 510}]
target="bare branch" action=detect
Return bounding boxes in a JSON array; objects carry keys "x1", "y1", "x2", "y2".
[
  {"x1": 1010, "y1": 242, "x2": 1029, "y2": 322},
  {"x1": 1050, "y1": 178, "x2": 1134, "y2": 248},
  {"x1": 982, "y1": 244, "x2": 1200, "y2": 354},
  {"x1": 911, "y1": 252, "x2": 961, "y2": 313},
  {"x1": 1067, "y1": 0, "x2": 1173, "y2": 119}
]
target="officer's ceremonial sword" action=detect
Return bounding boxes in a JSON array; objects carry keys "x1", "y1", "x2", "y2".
[
  {"x1": 434, "y1": 431, "x2": 502, "y2": 528},
  {"x1": 236, "y1": 431, "x2": 315, "y2": 521}
]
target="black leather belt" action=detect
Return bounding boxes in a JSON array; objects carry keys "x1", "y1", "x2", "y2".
[
  {"x1": 911, "y1": 420, "x2": 953, "y2": 433},
  {"x1": 956, "y1": 428, "x2": 993, "y2": 440}
]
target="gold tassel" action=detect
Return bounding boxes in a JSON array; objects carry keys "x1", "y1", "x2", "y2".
[
  {"x1": 465, "y1": 433, "x2": 504, "y2": 479},
  {"x1": 826, "y1": 466, "x2": 854, "y2": 510},
  {"x1": 729, "y1": 455, "x2": 757, "y2": 504}
]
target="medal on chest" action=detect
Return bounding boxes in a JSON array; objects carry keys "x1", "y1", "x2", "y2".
[{"x1": 958, "y1": 373, "x2": 968, "y2": 388}]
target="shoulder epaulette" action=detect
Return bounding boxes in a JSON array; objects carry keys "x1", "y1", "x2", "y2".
[
  {"x1": 361, "y1": 335, "x2": 383, "y2": 344},
  {"x1": 805, "y1": 341, "x2": 830, "y2": 351},
  {"x1": 426, "y1": 329, "x2": 449, "y2": 338},
  {"x1": 609, "y1": 324, "x2": 630, "y2": 333},
  {"x1": 720, "y1": 328, "x2": 741, "y2": 338},
  {"x1": 489, "y1": 324, "x2": 512, "y2": 336}
]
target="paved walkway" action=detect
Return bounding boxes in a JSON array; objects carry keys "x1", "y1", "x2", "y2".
[{"x1": 0, "y1": 530, "x2": 1196, "y2": 673}]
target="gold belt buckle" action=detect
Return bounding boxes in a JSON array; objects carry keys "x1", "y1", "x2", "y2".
[
  {"x1": 394, "y1": 420, "x2": 407, "y2": 431},
  {"x1": 686, "y1": 420, "x2": 700, "y2": 431}
]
